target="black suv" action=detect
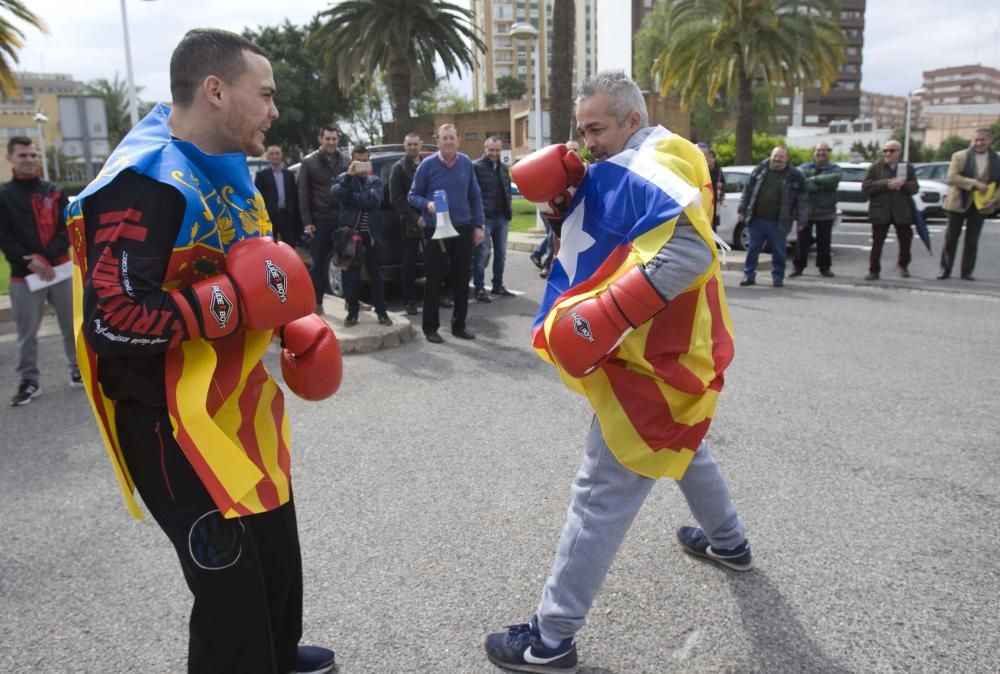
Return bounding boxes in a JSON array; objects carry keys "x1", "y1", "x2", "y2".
[{"x1": 291, "y1": 144, "x2": 435, "y2": 297}]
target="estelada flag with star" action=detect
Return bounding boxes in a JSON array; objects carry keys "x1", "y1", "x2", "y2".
[{"x1": 532, "y1": 126, "x2": 735, "y2": 480}]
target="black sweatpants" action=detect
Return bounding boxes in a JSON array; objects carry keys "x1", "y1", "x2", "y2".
[{"x1": 115, "y1": 399, "x2": 303, "y2": 674}]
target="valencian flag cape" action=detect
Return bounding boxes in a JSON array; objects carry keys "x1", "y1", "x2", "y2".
[
  {"x1": 533, "y1": 126, "x2": 734, "y2": 480},
  {"x1": 67, "y1": 104, "x2": 289, "y2": 520}
]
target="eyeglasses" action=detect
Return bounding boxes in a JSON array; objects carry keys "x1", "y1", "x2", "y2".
[{"x1": 882, "y1": 148, "x2": 899, "y2": 153}]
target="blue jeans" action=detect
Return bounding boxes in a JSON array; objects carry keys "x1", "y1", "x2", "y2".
[
  {"x1": 743, "y1": 217, "x2": 786, "y2": 281},
  {"x1": 532, "y1": 220, "x2": 553, "y2": 265},
  {"x1": 472, "y1": 214, "x2": 509, "y2": 290}
]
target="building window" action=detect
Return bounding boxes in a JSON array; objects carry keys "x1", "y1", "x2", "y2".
[{"x1": 465, "y1": 132, "x2": 479, "y2": 142}]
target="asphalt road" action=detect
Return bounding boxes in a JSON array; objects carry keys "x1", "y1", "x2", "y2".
[{"x1": 1, "y1": 220, "x2": 999, "y2": 673}]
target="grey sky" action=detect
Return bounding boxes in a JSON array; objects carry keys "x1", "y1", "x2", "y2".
[{"x1": 14, "y1": 1, "x2": 1000, "y2": 106}]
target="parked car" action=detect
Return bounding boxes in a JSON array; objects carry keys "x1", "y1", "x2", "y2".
[
  {"x1": 914, "y1": 162, "x2": 949, "y2": 181},
  {"x1": 717, "y1": 165, "x2": 805, "y2": 250},
  {"x1": 290, "y1": 144, "x2": 436, "y2": 296},
  {"x1": 837, "y1": 161, "x2": 947, "y2": 219}
]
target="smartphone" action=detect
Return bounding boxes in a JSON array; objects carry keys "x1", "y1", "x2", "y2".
[{"x1": 354, "y1": 161, "x2": 372, "y2": 173}]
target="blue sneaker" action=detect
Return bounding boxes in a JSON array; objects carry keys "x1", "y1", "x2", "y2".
[
  {"x1": 485, "y1": 615, "x2": 577, "y2": 673},
  {"x1": 676, "y1": 526, "x2": 752, "y2": 571},
  {"x1": 292, "y1": 644, "x2": 335, "y2": 674}
]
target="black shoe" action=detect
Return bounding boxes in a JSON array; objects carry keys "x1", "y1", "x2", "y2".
[
  {"x1": 452, "y1": 328, "x2": 476, "y2": 340},
  {"x1": 377, "y1": 311, "x2": 392, "y2": 326},
  {"x1": 773, "y1": 279, "x2": 784, "y2": 288},
  {"x1": 788, "y1": 269, "x2": 803, "y2": 278},
  {"x1": 820, "y1": 269, "x2": 835, "y2": 278},
  {"x1": 492, "y1": 285, "x2": 516, "y2": 297},
  {"x1": 962, "y1": 274, "x2": 976, "y2": 281},
  {"x1": 344, "y1": 313, "x2": 358, "y2": 327},
  {"x1": 677, "y1": 526, "x2": 753, "y2": 572},
  {"x1": 10, "y1": 380, "x2": 40, "y2": 407},
  {"x1": 937, "y1": 272, "x2": 951, "y2": 280},
  {"x1": 70, "y1": 372, "x2": 84, "y2": 389},
  {"x1": 440, "y1": 298, "x2": 454, "y2": 308},
  {"x1": 865, "y1": 272, "x2": 879, "y2": 281},
  {"x1": 529, "y1": 253, "x2": 544, "y2": 270},
  {"x1": 405, "y1": 302, "x2": 419, "y2": 315},
  {"x1": 293, "y1": 644, "x2": 336, "y2": 674},
  {"x1": 485, "y1": 616, "x2": 577, "y2": 674},
  {"x1": 315, "y1": 304, "x2": 325, "y2": 316},
  {"x1": 425, "y1": 331, "x2": 444, "y2": 344},
  {"x1": 899, "y1": 266, "x2": 910, "y2": 278},
  {"x1": 475, "y1": 288, "x2": 492, "y2": 303},
  {"x1": 739, "y1": 277, "x2": 755, "y2": 287},
  {"x1": 539, "y1": 269, "x2": 550, "y2": 279}
]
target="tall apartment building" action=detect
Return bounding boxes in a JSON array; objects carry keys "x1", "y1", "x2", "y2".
[
  {"x1": 630, "y1": 0, "x2": 865, "y2": 131},
  {"x1": 859, "y1": 90, "x2": 920, "y2": 131},
  {"x1": 470, "y1": 0, "x2": 597, "y2": 109},
  {"x1": 921, "y1": 64, "x2": 1000, "y2": 106}
]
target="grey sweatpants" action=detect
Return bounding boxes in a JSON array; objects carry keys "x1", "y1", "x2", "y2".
[
  {"x1": 9, "y1": 277, "x2": 78, "y2": 383},
  {"x1": 536, "y1": 416, "x2": 746, "y2": 641}
]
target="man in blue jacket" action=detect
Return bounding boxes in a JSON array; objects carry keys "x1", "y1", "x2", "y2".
[
  {"x1": 408, "y1": 124, "x2": 485, "y2": 343},
  {"x1": 472, "y1": 136, "x2": 514, "y2": 302},
  {"x1": 331, "y1": 145, "x2": 390, "y2": 327}
]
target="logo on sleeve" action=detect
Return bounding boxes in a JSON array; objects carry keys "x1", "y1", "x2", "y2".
[
  {"x1": 209, "y1": 284, "x2": 234, "y2": 329},
  {"x1": 571, "y1": 312, "x2": 594, "y2": 342},
  {"x1": 264, "y1": 259, "x2": 288, "y2": 304}
]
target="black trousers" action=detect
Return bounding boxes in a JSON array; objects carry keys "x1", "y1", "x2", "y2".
[
  {"x1": 869, "y1": 221, "x2": 912, "y2": 274},
  {"x1": 422, "y1": 225, "x2": 473, "y2": 335},
  {"x1": 270, "y1": 209, "x2": 300, "y2": 247},
  {"x1": 309, "y1": 217, "x2": 338, "y2": 303},
  {"x1": 343, "y1": 235, "x2": 386, "y2": 314},
  {"x1": 401, "y1": 236, "x2": 422, "y2": 304},
  {"x1": 794, "y1": 219, "x2": 834, "y2": 271},
  {"x1": 116, "y1": 400, "x2": 303, "y2": 674},
  {"x1": 940, "y1": 207, "x2": 985, "y2": 278}
]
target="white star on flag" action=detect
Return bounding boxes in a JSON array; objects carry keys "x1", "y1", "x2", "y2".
[{"x1": 554, "y1": 204, "x2": 595, "y2": 285}]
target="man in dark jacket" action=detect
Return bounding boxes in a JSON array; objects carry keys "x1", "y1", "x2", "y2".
[
  {"x1": 388, "y1": 133, "x2": 424, "y2": 315},
  {"x1": 0, "y1": 137, "x2": 80, "y2": 405},
  {"x1": 737, "y1": 146, "x2": 807, "y2": 287},
  {"x1": 861, "y1": 139, "x2": 919, "y2": 280},
  {"x1": 793, "y1": 142, "x2": 842, "y2": 278},
  {"x1": 471, "y1": 136, "x2": 514, "y2": 302},
  {"x1": 297, "y1": 126, "x2": 348, "y2": 313},
  {"x1": 254, "y1": 144, "x2": 301, "y2": 246},
  {"x1": 330, "y1": 145, "x2": 390, "y2": 327}
]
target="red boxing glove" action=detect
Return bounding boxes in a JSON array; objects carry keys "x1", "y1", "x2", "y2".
[
  {"x1": 512, "y1": 143, "x2": 586, "y2": 207},
  {"x1": 549, "y1": 265, "x2": 668, "y2": 377},
  {"x1": 171, "y1": 237, "x2": 315, "y2": 341},
  {"x1": 280, "y1": 314, "x2": 342, "y2": 401}
]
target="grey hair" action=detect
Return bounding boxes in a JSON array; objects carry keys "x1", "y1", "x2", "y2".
[{"x1": 576, "y1": 71, "x2": 648, "y2": 128}]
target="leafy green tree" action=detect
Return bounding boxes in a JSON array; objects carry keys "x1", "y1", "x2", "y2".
[
  {"x1": 651, "y1": 0, "x2": 846, "y2": 164},
  {"x1": 495, "y1": 75, "x2": 527, "y2": 103},
  {"x1": 0, "y1": 1, "x2": 45, "y2": 98},
  {"x1": 850, "y1": 140, "x2": 881, "y2": 162},
  {"x1": 890, "y1": 128, "x2": 928, "y2": 163},
  {"x1": 549, "y1": 0, "x2": 575, "y2": 143},
  {"x1": 243, "y1": 19, "x2": 355, "y2": 160},
  {"x1": 935, "y1": 134, "x2": 969, "y2": 161},
  {"x1": 84, "y1": 74, "x2": 141, "y2": 147},
  {"x1": 990, "y1": 117, "x2": 1000, "y2": 150},
  {"x1": 710, "y1": 131, "x2": 809, "y2": 166},
  {"x1": 309, "y1": 0, "x2": 485, "y2": 126},
  {"x1": 484, "y1": 92, "x2": 503, "y2": 107}
]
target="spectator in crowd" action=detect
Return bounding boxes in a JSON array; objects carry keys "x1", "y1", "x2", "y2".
[
  {"x1": 68, "y1": 28, "x2": 338, "y2": 674},
  {"x1": 407, "y1": 123, "x2": 485, "y2": 344},
  {"x1": 737, "y1": 146, "x2": 807, "y2": 287},
  {"x1": 531, "y1": 140, "x2": 581, "y2": 278},
  {"x1": 484, "y1": 70, "x2": 746, "y2": 674},
  {"x1": 0, "y1": 136, "x2": 80, "y2": 406},
  {"x1": 389, "y1": 132, "x2": 425, "y2": 315},
  {"x1": 793, "y1": 142, "x2": 841, "y2": 278},
  {"x1": 298, "y1": 125, "x2": 348, "y2": 313},
  {"x1": 698, "y1": 142, "x2": 724, "y2": 232},
  {"x1": 254, "y1": 144, "x2": 301, "y2": 246},
  {"x1": 331, "y1": 145, "x2": 391, "y2": 327},
  {"x1": 862, "y1": 140, "x2": 918, "y2": 280},
  {"x1": 938, "y1": 128, "x2": 1000, "y2": 281},
  {"x1": 472, "y1": 136, "x2": 515, "y2": 302}
]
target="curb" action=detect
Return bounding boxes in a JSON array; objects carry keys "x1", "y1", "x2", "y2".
[{"x1": 317, "y1": 297, "x2": 416, "y2": 354}]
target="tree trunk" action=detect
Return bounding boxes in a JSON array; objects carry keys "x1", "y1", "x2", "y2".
[
  {"x1": 387, "y1": 49, "x2": 412, "y2": 127},
  {"x1": 549, "y1": 0, "x2": 575, "y2": 144},
  {"x1": 735, "y1": 75, "x2": 754, "y2": 165}
]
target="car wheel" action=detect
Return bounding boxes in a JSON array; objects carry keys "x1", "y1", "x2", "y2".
[
  {"x1": 733, "y1": 223, "x2": 748, "y2": 251},
  {"x1": 326, "y1": 255, "x2": 345, "y2": 298}
]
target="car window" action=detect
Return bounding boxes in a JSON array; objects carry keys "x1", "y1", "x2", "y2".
[
  {"x1": 914, "y1": 165, "x2": 931, "y2": 179},
  {"x1": 841, "y1": 168, "x2": 867, "y2": 182},
  {"x1": 723, "y1": 171, "x2": 748, "y2": 193}
]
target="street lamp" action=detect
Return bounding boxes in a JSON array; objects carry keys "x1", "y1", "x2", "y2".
[
  {"x1": 903, "y1": 87, "x2": 926, "y2": 163},
  {"x1": 510, "y1": 21, "x2": 543, "y2": 150},
  {"x1": 120, "y1": 0, "x2": 156, "y2": 127},
  {"x1": 33, "y1": 112, "x2": 49, "y2": 181}
]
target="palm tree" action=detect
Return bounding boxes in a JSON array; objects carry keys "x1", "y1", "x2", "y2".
[
  {"x1": 0, "y1": 0, "x2": 46, "y2": 98},
  {"x1": 84, "y1": 74, "x2": 141, "y2": 147},
  {"x1": 309, "y1": 0, "x2": 485, "y2": 127},
  {"x1": 549, "y1": 0, "x2": 575, "y2": 143},
  {"x1": 650, "y1": 0, "x2": 845, "y2": 164}
]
